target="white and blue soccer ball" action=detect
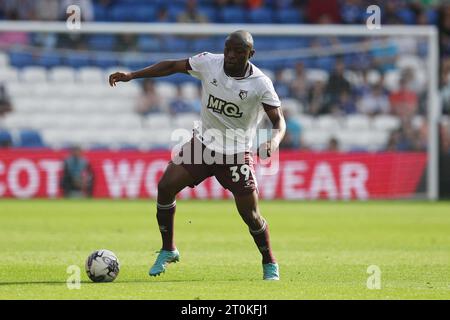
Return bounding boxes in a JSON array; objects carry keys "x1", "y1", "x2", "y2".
[{"x1": 85, "y1": 249, "x2": 120, "y2": 283}]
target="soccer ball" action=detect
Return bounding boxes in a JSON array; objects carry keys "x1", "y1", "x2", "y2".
[{"x1": 85, "y1": 249, "x2": 120, "y2": 283}]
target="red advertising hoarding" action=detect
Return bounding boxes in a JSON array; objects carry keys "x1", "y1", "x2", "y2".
[{"x1": 0, "y1": 149, "x2": 426, "y2": 199}]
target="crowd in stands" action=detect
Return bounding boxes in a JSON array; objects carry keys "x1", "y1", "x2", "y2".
[{"x1": 0, "y1": 0, "x2": 449, "y2": 154}]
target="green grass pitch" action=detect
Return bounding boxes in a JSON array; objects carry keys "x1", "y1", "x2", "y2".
[{"x1": 0, "y1": 199, "x2": 449, "y2": 300}]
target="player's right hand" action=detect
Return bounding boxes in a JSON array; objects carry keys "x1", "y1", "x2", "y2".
[{"x1": 109, "y1": 72, "x2": 133, "y2": 87}]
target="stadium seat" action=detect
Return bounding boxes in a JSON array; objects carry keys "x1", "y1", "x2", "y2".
[
  {"x1": 305, "y1": 69, "x2": 329, "y2": 83},
  {"x1": 181, "y1": 82, "x2": 200, "y2": 101},
  {"x1": 302, "y1": 129, "x2": 332, "y2": 150},
  {"x1": 397, "y1": 8, "x2": 416, "y2": 25},
  {"x1": 293, "y1": 115, "x2": 314, "y2": 130},
  {"x1": 93, "y1": 53, "x2": 119, "y2": 69},
  {"x1": 0, "y1": 130, "x2": 12, "y2": 146},
  {"x1": 315, "y1": 115, "x2": 342, "y2": 132},
  {"x1": 0, "y1": 52, "x2": 9, "y2": 67},
  {"x1": 345, "y1": 114, "x2": 371, "y2": 130},
  {"x1": 21, "y1": 67, "x2": 47, "y2": 82},
  {"x1": 110, "y1": 4, "x2": 157, "y2": 22},
  {"x1": 163, "y1": 37, "x2": 190, "y2": 52},
  {"x1": 137, "y1": 36, "x2": 161, "y2": 52},
  {"x1": 383, "y1": 69, "x2": 401, "y2": 91},
  {"x1": 18, "y1": 129, "x2": 44, "y2": 148},
  {"x1": 2, "y1": 113, "x2": 31, "y2": 129},
  {"x1": 221, "y1": 7, "x2": 246, "y2": 23},
  {"x1": 198, "y1": 7, "x2": 218, "y2": 22},
  {"x1": 372, "y1": 115, "x2": 401, "y2": 131},
  {"x1": 88, "y1": 35, "x2": 117, "y2": 51},
  {"x1": 9, "y1": 51, "x2": 34, "y2": 67},
  {"x1": 48, "y1": 67, "x2": 76, "y2": 83},
  {"x1": 248, "y1": 8, "x2": 274, "y2": 24},
  {"x1": 275, "y1": 9, "x2": 304, "y2": 24},
  {"x1": 65, "y1": 53, "x2": 92, "y2": 68},
  {"x1": 0, "y1": 67, "x2": 19, "y2": 83},
  {"x1": 143, "y1": 113, "x2": 172, "y2": 130},
  {"x1": 280, "y1": 98, "x2": 303, "y2": 115},
  {"x1": 6, "y1": 82, "x2": 35, "y2": 98},
  {"x1": 38, "y1": 52, "x2": 62, "y2": 68},
  {"x1": 173, "y1": 113, "x2": 199, "y2": 130},
  {"x1": 167, "y1": 5, "x2": 186, "y2": 22},
  {"x1": 78, "y1": 67, "x2": 105, "y2": 83}
]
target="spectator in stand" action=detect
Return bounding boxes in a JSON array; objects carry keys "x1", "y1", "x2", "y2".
[
  {"x1": 437, "y1": 2, "x2": 450, "y2": 57},
  {"x1": 135, "y1": 79, "x2": 162, "y2": 117},
  {"x1": 290, "y1": 62, "x2": 308, "y2": 105},
  {"x1": 0, "y1": 10, "x2": 30, "y2": 46},
  {"x1": 116, "y1": 34, "x2": 138, "y2": 52},
  {"x1": 35, "y1": 0, "x2": 59, "y2": 21},
  {"x1": 306, "y1": 80, "x2": 326, "y2": 115},
  {"x1": 441, "y1": 58, "x2": 450, "y2": 115},
  {"x1": 327, "y1": 137, "x2": 339, "y2": 152},
  {"x1": 246, "y1": 0, "x2": 264, "y2": 10},
  {"x1": 274, "y1": 69, "x2": 290, "y2": 99},
  {"x1": 60, "y1": 146, "x2": 94, "y2": 198},
  {"x1": 325, "y1": 59, "x2": 351, "y2": 108},
  {"x1": 306, "y1": 0, "x2": 340, "y2": 23},
  {"x1": 335, "y1": 90, "x2": 357, "y2": 115},
  {"x1": 177, "y1": 0, "x2": 208, "y2": 23},
  {"x1": 389, "y1": 77, "x2": 419, "y2": 119},
  {"x1": 385, "y1": 122, "x2": 422, "y2": 151},
  {"x1": 0, "y1": 0, "x2": 36, "y2": 20},
  {"x1": 169, "y1": 86, "x2": 193, "y2": 115},
  {"x1": 0, "y1": 83, "x2": 12, "y2": 117},
  {"x1": 358, "y1": 83, "x2": 390, "y2": 116},
  {"x1": 340, "y1": 0, "x2": 363, "y2": 24}
]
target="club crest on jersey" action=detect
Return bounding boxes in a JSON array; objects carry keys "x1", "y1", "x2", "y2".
[
  {"x1": 207, "y1": 94, "x2": 243, "y2": 118},
  {"x1": 239, "y1": 90, "x2": 248, "y2": 100}
]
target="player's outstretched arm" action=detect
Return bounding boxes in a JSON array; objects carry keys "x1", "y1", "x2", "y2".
[
  {"x1": 109, "y1": 59, "x2": 191, "y2": 87},
  {"x1": 257, "y1": 104, "x2": 286, "y2": 158}
]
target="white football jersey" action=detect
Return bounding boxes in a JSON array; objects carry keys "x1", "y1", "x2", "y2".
[{"x1": 188, "y1": 52, "x2": 281, "y2": 155}]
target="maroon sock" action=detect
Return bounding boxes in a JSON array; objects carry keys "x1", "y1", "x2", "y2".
[
  {"x1": 249, "y1": 219, "x2": 276, "y2": 264},
  {"x1": 156, "y1": 201, "x2": 176, "y2": 251}
]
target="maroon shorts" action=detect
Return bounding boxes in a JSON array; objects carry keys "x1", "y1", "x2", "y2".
[{"x1": 170, "y1": 137, "x2": 258, "y2": 196}]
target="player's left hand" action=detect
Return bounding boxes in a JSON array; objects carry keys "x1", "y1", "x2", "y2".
[{"x1": 257, "y1": 141, "x2": 272, "y2": 159}]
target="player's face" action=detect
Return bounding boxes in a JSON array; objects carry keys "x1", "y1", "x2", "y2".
[{"x1": 224, "y1": 39, "x2": 253, "y2": 74}]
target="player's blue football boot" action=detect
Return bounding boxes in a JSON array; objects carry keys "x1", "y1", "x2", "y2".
[
  {"x1": 149, "y1": 249, "x2": 180, "y2": 277},
  {"x1": 263, "y1": 262, "x2": 280, "y2": 280}
]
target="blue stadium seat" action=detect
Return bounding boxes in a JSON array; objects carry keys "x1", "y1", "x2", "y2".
[
  {"x1": 93, "y1": 53, "x2": 118, "y2": 68},
  {"x1": 9, "y1": 51, "x2": 34, "y2": 67},
  {"x1": 198, "y1": 7, "x2": 218, "y2": 22},
  {"x1": 88, "y1": 35, "x2": 117, "y2": 51},
  {"x1": 163, "y1": 37, "x2": 190, "y2": 52},
  {"x1": 111, "y1": 4, "x2": 157, "y2": 22},
  {"x1": 137, "y1": 36, "x2": 161, "y2": 52},
  {"x1": 0, "y1": 130, "x2": 12, "y2": 147},
  {"x1": 248, "y1": 8, "x2": 274, "y2": 24},
  {"x1": 65, "y1": 53, "x2": 92, "y2": 68},
  {"x1": 191, "y1": 38, "x2": 220, "y2": 53},
  {"x1": 397, "y1": 8, "x2": 416, "y2": 24},
  {"x1": 167, "y1": 5, "x2": 186, "y2": 22},
  {"x1": 221, "y1": 7, "x2": 246, "y2": 23},
  {"x1": 93, "y1": 4, "x2": 109, "y2": 21},
  {"x1": 275, "y1": 9, "x2": 304, "y2": 24},
  {"x1": 18, "y1": 130, "x2": 44, "y2": 148},
  {"x1": 38, "y1": 52, "x2": 62, "y2": 68},
  {"x1": 426, "y1": 9, "x2": 438, "y2": 24}
]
